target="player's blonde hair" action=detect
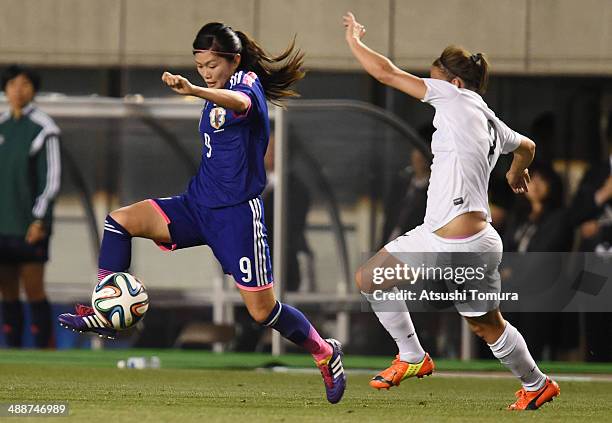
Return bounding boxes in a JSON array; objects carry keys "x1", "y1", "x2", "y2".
[{"x1": 432, "y1": 46, "x2": 490, "y2": 95}]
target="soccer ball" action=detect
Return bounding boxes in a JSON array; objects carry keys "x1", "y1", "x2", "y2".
[{"x1": 91, "y1": 272, "x2": 149, "y2": 330}]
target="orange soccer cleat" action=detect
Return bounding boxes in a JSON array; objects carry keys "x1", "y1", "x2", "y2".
[
  {"x1": 369, "y1": 353, "x2": 435, "y2": 390},
  {"x1": 508, "y1": 377, "x2": 560, "y2": 410}
]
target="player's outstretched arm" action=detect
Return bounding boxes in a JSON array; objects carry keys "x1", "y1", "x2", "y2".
[
  {"x1": 161, "y1": 72, "x2": 250, "y2": 113},
  {"x1": 506, "y1": 138, "x2": 536, "y2": 194},
  {"x1": 343, "y1": 12, "x2": 426, "y2": 100}
]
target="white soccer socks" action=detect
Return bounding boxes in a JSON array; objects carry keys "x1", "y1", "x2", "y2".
[
  {"x1": 488, "y1": 320, "x2": 547, "y2": 391},
  {"x1": 362, "y1": 287, "x2": 426, "y2": 363}
]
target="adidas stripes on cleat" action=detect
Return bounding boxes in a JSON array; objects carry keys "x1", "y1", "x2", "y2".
[
  {"x1": 370, "y1": 352, "x2": 435, "y2": 390},
  {"x1": 508, "y1": 377, "x2": 560, "y2": 410},
  {"x1": 316, "y1": 338, "x2": 346, "y2": 404},
  {"x1": 58, "y1": 304, "x2": 117, "y2": 339}
]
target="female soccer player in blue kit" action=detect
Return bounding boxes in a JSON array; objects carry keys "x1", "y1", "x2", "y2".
[{"x1": 58, "y1": 23, "x2": 345, "y2": 404}]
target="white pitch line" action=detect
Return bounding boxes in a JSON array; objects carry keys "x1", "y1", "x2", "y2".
[{"x1": 260, "y1": 366, "x2": 612, "y2": 383}]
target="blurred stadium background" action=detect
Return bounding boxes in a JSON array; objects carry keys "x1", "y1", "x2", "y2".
[{"x1": 1, "y1": 0, "x2": 612, "y2": 366}]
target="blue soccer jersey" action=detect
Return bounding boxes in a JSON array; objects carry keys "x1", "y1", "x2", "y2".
[{"x1": 187, "y1": 70, "x2": 269, "y2": 208}]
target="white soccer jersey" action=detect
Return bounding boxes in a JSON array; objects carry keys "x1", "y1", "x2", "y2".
[{"x1": 421, "y1": 78, "x2": 522, "y2": 231}]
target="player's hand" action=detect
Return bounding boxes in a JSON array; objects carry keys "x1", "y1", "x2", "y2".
[
  {"x1": 161, "y1": 72, "x2": 195, "y2": 95},
  {"x1": 25, "y1": 220, "x2": 46, "y2": 245},
  {"x1": 506, "y1": 168, "x2": 530, "y2": 194},
  {"x1": 343, "y1": 12, "x2": 366, "y2": 43}
]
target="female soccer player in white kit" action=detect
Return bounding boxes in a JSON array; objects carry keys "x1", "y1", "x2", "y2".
[{"x1": 343, "y1": 12, "x2": 560, "y2": 410}]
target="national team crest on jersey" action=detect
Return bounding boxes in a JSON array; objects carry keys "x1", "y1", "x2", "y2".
[
  {"x1": 243, "y1": 72, "x2": 257, "y2": 87},
  {"x1": 209, "y1": 107, "x2": 226, "y2": 129}
]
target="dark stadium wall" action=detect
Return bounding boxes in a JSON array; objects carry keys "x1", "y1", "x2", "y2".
[{"x1": 6, "y1": 66, "x2": 612, "y2": 161}]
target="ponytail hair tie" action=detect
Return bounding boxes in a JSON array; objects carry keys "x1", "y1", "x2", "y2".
[{"x1": 470, "y1": 53, "x2": 483, "y2": 65}]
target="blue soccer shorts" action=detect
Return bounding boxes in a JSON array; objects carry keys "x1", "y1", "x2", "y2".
[{"x1": 148, "y1": 195, "x2": 273, "y2": 291}]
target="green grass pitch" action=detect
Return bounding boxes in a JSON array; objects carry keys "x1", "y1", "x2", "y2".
[{"x1": 1, "y1": 349, "x2": 611, "y2": 422}]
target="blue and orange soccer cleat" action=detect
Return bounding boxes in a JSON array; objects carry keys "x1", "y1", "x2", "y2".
[
  {"x1": 508, "y1": 377, "x2": 560, "y2": 410},
  {"x1": 58, "y1": 304, "x2": 117, "y2": 339},
  {"x1": 370, "y1": 352, "x2": 435, "y2": 389},
  {"x1": 316, "y1": 338, "x2": 346, "y2": 404}
]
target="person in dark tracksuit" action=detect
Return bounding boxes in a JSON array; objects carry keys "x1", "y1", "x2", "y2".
[{"x1": 0, "y1": 65, "x2": 61, "y2": 348}]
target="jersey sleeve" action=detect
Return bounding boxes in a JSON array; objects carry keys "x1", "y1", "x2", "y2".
[
  {"x1": 496, "y1": 118, "x2": 523, "y2": 154},
  {"x1": 421, "y1": 78, "x2": 461, "y2": 107},
  {"x1": 230, "y1": 71, "x2": 263, "y2": 118},
  {"x1": 32, "y1": 133, "x2": 61, "y2": 222}
]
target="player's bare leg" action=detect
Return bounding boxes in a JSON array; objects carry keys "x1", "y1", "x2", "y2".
[
  {"x1": 357, "y1": 248, "x2": 434, "y2": 389},
  {"x1": 239, "y1": 284, "x2": 277, "y2": 323},
  {"x1": 0, "y1": 265, "x2": 20, "y2": 301},
  {"x1": 239, "y1": 286, "x2": 346, "y2": 404},
  {"x1": 21, "y1": 263, "x2": 45, "y2": 302},
  {"x1": 463, "y1": 308, "x2": 505, "y2": 344},
  {"x1": 465, "y1": 309, "x2": 560, "y2": 410},
  {"x1": 110, "y1": 200, "x2": 171, "y2": 242}
]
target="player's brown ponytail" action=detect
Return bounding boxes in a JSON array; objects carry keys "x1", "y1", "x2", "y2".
[
  {"x1": 432, "y1": 46, "x2": 490, "y2": 95},
  {"x1": 234, "y1": 31, "x2": 305, "y2": 105}
]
